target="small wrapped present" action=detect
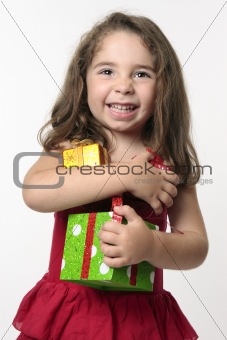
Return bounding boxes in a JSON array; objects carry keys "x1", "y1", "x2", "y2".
[
  {"x1": 62, "y1": 139, "x2": 108, "y2": 168},
  {"x1": 60, "y1": 197, "x2": 157, "y2": 291}
]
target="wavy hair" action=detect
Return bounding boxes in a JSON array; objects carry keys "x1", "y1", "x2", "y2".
[{"x1": 39, "y1": 12, "x2": 200, "y2": 185}]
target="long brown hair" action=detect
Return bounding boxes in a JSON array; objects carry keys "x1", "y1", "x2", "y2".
[{"x1": 39, "y1": 11, "x2": 200, "y2": 185}]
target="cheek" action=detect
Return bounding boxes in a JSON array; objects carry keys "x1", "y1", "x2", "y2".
[
  {"x1": 87, "y1": 84, "x2": 99, "y2": 110},
  {"x1": 141, "y1": 90, "x2": 156, "y2": 108},
  {"x1": 87, "y1": 79, "x2": 107, "y2": 100}
]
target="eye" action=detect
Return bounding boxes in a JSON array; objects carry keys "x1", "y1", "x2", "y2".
[
  {"x1": 100, "y1": 69, "x2": 113, "y2": 76},
  {"x1": 135, "y1": 71, "x2": 150, "y2": 78}
]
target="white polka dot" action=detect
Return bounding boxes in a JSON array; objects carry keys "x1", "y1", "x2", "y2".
[
  {"x1": 109, "y1": 211, "x2": 113, "y2": 218},
  {"x1": 91, "y1": 245, "x2": 97, "y2": 257},
  {"x1": 72, "y1": 224, "x2": 82, "y2": 236},
  {"x1": 100, "y1": 262, "x2": 110, "y2": 274},
  {"x1": 61, "y1": 258, "x2": 65, "y2": 270},
  {"x1": 127, "y1": 266, "x2": 132, "y2": 278},
  {"x1": 155, "y1": 225, "x2": 159, "y2": 230},
  {"x1": 150, "y1": 271, "x2": 155, "y2": 283}
]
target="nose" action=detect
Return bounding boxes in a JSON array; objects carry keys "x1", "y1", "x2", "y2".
[{"x1": 114, "y1": 77, "x2": 134, "y2": 95}]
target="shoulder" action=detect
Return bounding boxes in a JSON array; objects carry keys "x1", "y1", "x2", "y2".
[
  {"x1": 26, "y1": 140, "x2": 72, "y2": 174},
  {"x1": 50, "y1": 140, "x2": 73, "y2": 152}
]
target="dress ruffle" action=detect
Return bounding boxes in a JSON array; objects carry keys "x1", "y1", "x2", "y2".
[
  {"x1": 14, "y1": 195, "x2": 198, "y2": 339},
  {"x1": 13, "y1": 274, "x2": 198, "y2": 340}
]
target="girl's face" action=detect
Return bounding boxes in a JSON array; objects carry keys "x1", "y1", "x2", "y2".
[{"x1": 86, "y1": 31, "x2": 156, "y2": 138}]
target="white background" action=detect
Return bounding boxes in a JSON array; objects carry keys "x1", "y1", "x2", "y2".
[{"x1": 1, "y1": 1, "x2": 227, "y2": 339}]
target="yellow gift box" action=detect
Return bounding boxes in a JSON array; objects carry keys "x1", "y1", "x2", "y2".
[{"x1": 62, "y1": 139, "x2": 108, "y2": 168}]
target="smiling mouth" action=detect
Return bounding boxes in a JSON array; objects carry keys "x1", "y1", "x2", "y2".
[{"x1": 108, "y1": 104, "x2": 137, "y2": 113}]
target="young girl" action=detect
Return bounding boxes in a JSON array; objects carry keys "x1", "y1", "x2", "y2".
[{"x1": 13, "y1": 12, "x2": 208, "y2": 340}]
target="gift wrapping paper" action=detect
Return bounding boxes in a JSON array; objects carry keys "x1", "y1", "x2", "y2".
[
  {"x1": 60, "y1": 211, "x2": 157, "y2": 291},
  {"x1": 62, "y1": 139, "x2": 108, "y2": 168}
]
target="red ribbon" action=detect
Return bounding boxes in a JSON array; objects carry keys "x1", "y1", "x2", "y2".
[
  {"x1": 130, "y1": 264, "x2": 138, "y2": 286},
  {"x1": 112, "y1": 196, "x2": 123, "y2": 222},
  {"x1": 81, "y1": 212, "x2": 96, "y2": 279}
]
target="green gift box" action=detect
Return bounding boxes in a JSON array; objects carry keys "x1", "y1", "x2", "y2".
[{"x1": 60, "y1": 197, "x2": 157, "y2": 291}]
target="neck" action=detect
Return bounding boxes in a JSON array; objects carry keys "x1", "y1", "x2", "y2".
[{"x1": 107, "y1": 131, "x2": 147, "y2": 162}]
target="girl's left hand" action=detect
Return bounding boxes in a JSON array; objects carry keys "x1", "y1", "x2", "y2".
[{"x1": 98, "y1": 205, "x2": 154, "y2": 268}]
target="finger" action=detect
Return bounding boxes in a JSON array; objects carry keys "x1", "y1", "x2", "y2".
[
  {"x1": 163, "y1": 182, "x2": 178, "y2": 198},
  {"x1": 149, "y1": 199, "x2": 163, "y2": 215},
  {"x1": 100, "y1": 221, "x2": 122, "y2": 234},
  {"x1": 164, "y1": 172, "x2": 180, "y2": 186},
  {"x1": 113, "y1": 205, "x2": 142, "y2": 223},
  {"x1": 133, "y1": 150, "x2": 154, "y2": 163},
  {"x1": 100, "y1": 242, "x2": 121, "y2": 258},
  {"x1": 98, "y1": 230, "x2": 119, "y2": 245},
  {"x1": 144, "y1": 149, "x2": 155, "y2": 162},
  {"x1": 158, "y1": 191, "x2": 173, "y2": 208},
  {"x1": 103, "y1": 256, "x2": 125, "y2": 268}
]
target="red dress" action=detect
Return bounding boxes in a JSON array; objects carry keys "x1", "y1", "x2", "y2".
[{"x1": 13, "y1": 194, "x2": 198, "y2": 340}]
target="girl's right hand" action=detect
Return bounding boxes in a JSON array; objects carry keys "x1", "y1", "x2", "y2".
[{"x1": 126, "y1": 151, "x2": 179, "y2": 214}]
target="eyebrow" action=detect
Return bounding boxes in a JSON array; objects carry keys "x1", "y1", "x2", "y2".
[
  {"x1": 134, "y1": 64, "x2": 155, "y2": 73},
  {"x1": 92, "y1": 62, "x2": 155, "y2": 73}
]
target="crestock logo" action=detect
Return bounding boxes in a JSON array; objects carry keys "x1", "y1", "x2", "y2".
[
  {"x1": 13, "y1": 152, "x2": 64, "y2": 189},
  {"x1": 55, "y1": 162, "x2": 157, "y2": 176},
  {"x1": 13, "y1": 151, "x2": 213, "y2": 188}
]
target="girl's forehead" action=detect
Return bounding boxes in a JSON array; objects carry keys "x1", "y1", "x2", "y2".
[
  {"x1": 98, "y1": 30, "x2": 143, "y2": 50},
  {"x1": 92, "y1": 31, "x2": 153, "y2": 64}
]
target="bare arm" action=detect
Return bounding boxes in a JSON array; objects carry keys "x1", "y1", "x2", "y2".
[
  {"x1": 22, "y1": 150, "x2": 126, "y2": 212},
  {"x1": 146, "y1": 185, "x2": 208, "y2": 269},
  {"x1": 99, "y1": 185, "x2": 208, "y2": 270},
  {"x1": 22, "y1": 149, "x2": 178, "y2": 213}
]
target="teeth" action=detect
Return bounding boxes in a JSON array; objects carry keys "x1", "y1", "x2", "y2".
[{"x1": 110, "y1": 104, "x2": 135, "y2": 112}]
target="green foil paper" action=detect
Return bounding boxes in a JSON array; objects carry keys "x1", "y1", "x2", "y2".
[{"x1": 60, "y1": 212, "x2": 157, "y2": 291}]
